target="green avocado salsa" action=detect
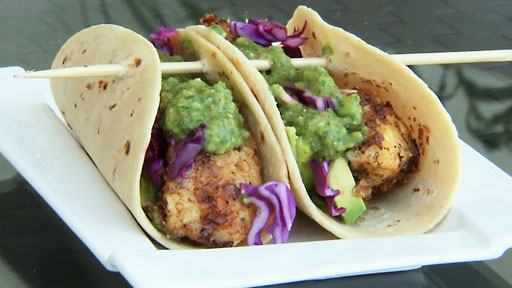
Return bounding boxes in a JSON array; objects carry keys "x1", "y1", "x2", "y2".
[
  {"x1": 234, "y1": 37, "x2": 366, "y2": 182},
  {"x1": 280, "y1": 103, "x2": 365, "y2": 160},
  {"x1": 160, "y1": 76, "x2": 249, "y2": 154}
]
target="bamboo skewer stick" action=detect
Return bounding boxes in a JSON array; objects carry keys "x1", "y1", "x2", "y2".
[
  {"x1": 15, "y1": 49, "x2": 512, "y2": 79},
  {"x1": 393, "y1": 49, "x2": 512, "y2": 65},
  {"x1": 18, "y1": 64, "x2": 126, "y2": 78}
]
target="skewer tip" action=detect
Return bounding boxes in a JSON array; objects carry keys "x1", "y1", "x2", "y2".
[{"x1": 14, "y1": 69, "x2": 36, "y2": 78}]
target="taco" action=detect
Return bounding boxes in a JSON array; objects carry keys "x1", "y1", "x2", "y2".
[
  {"x1": 191, "y1": 6, "x2": 460, "y2": 238},
  {"x1": 49, "y1": 24, "x2": 294, "y2": 248}
]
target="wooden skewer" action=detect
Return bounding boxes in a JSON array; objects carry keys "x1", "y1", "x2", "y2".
[
  {"x1": 18, "y1": 64, "x2": 126, "y2": 78},
  {"x1": 15, "y1": 49, "x2": 512, "y2": 78},
  {"x1": 15, "y1": 58, "x2": 329, "y2": 78},
  {"x1": 393, "y1": 49, "x2": 512, "y2": 65}
]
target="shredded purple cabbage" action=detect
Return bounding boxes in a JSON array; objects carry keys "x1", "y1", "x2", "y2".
[
  {"x1": 166, "y1": 123, "x2": 206, "y2": 180},
  {"x1": 240, "y1": 182, "x2": 296, "y2": 245},
  {"x1": 148, "y1": 159, "x2": 164, "y2": 188},
  {"x1": 282, "y1": 23, "x2": 308, "y2": 57},
  {"x1": 282, "y1": 46, "x2": 303, "y2": 58},
  {"x1": 230, "y1": 18, "x2": 307, "y2": 49},
  {"x1": 309, "y1": 160, "x2": 346, "y2": 216},
  {"x1": 150, "y1": 26, "x2": 178, "y2": 55},
  {"x1": 283, "y1": 84, "x2": 336, "y2": 112},
  {"x1": 144, "y1": 111, "x2": 167, "y2": 189}
]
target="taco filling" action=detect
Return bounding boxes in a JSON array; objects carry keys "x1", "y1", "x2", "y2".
[
  {"x1": 200, "y1": 15, "x2": 419, "y2": 224},
  {"x1": 141, "y1": 77, "x2": 260, "y2": 247},
  {"x1": 140, "y1": 27, "x2": 294, "y2": 247}
]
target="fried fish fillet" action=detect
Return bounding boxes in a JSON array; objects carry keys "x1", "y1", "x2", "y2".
[
  {"x1": 160, "y1": 135, "x2": 261, "y2": 247},
  {"x1": 347, "y1": 94, "x2": 419, "y2": 202}
]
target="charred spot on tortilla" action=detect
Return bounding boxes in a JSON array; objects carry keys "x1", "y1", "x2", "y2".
[
  {"x1": 387, "y1": 219, "x2": 401, "y2": 227},
  {"x1": 108, "y1": 103, "x2": 117, "y2": 111},
  {"x1": 98, "y1": 80, "x2": 108, "y2": 91},
  {"x1": 312, "y1": 31, "x2": 316, "y2": 39},
  {"x1": 86, "y1": 82, "x2": 94, "y2": 90},
  {"x1": 134, "y1": 58, "x2": 142, "y2": 67},
  {"x1": 81, "y1": 48, "x2": 87, "y2": 55},
  {"x1": 62, "y1": 55, "x2": 69, "y2": 65},
  {"x1": 130, "y1": 109, "x2": 135, "y2": 117},
  {"x1": 417, "y1": 125, "x2": 427, "y2": 155},
  {"x1": 74, "y1": 102, "x2": 77, "y2": 108},
  {"x1": 259, "y1": 132, "x2": 265, "y2": 144},
  {"x1": 217, "y1": 70, "x2": 228, "y2": 80},
  {"x1": 124, "y1": 140, "x2": 131, "y2": 155}
]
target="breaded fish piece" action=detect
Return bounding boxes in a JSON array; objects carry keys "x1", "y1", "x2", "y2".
[
  {"x1": 347, "y1": 94, "x2": 419, "y2": 202},
  {"x1": 161, "y1": 135, "x2": 261, "y2": 247}
]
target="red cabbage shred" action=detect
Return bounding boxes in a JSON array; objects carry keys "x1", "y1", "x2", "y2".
[
  {"x1": 150, "y1": 26, "x2": 178, "y2": 55},
  {"x1": 309, "y1": 160, "x2": 346, "y2": 216},
  {"x1": 230, "y1": 17, "x2": 307, "y2": 49},
  {"x1": 241, "y1": 182, "x2": 296, "y2": 245},
  {"x1": 166, "y1": 123, "x2": 206, "y2": 180},
  {"x1": 283, "y1": 84, "x2": 337, "y2": 112}
]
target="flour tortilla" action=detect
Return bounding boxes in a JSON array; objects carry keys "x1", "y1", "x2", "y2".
[
  {"x1": 193, "y1": 6, "x2": 460, "y2": 238},
  {"x1": 51, "y1": 24, "x2": 287, "y2": 248}
]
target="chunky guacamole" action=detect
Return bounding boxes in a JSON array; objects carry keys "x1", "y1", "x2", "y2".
[
  {"x1": 160, "y1": 76, "x2": 249, "y2": 154},
  {"x1": 234, "y1": 37, "x2": 366, "y2": 168}
]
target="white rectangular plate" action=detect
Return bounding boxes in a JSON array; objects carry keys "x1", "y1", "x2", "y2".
[{"x1": 1, "y1": 66, "x2": 511, "y2": 288}]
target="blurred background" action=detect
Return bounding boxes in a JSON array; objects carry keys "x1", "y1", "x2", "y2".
[{"x1": 0, "y1": 0, "x2": 511, "y2": 287}]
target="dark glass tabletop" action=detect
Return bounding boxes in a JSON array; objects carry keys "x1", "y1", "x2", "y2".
[{"x1": 1, "y1": 0, "x2": 511, "y2": 287}]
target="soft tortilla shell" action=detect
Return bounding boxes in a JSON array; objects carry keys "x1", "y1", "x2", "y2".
[
  {"x1": 285, "y1": 6, "x2": 460, "y2": 238},
  {"x1": 195, "y1": 8, "x2": 460, "y2": 238}
]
